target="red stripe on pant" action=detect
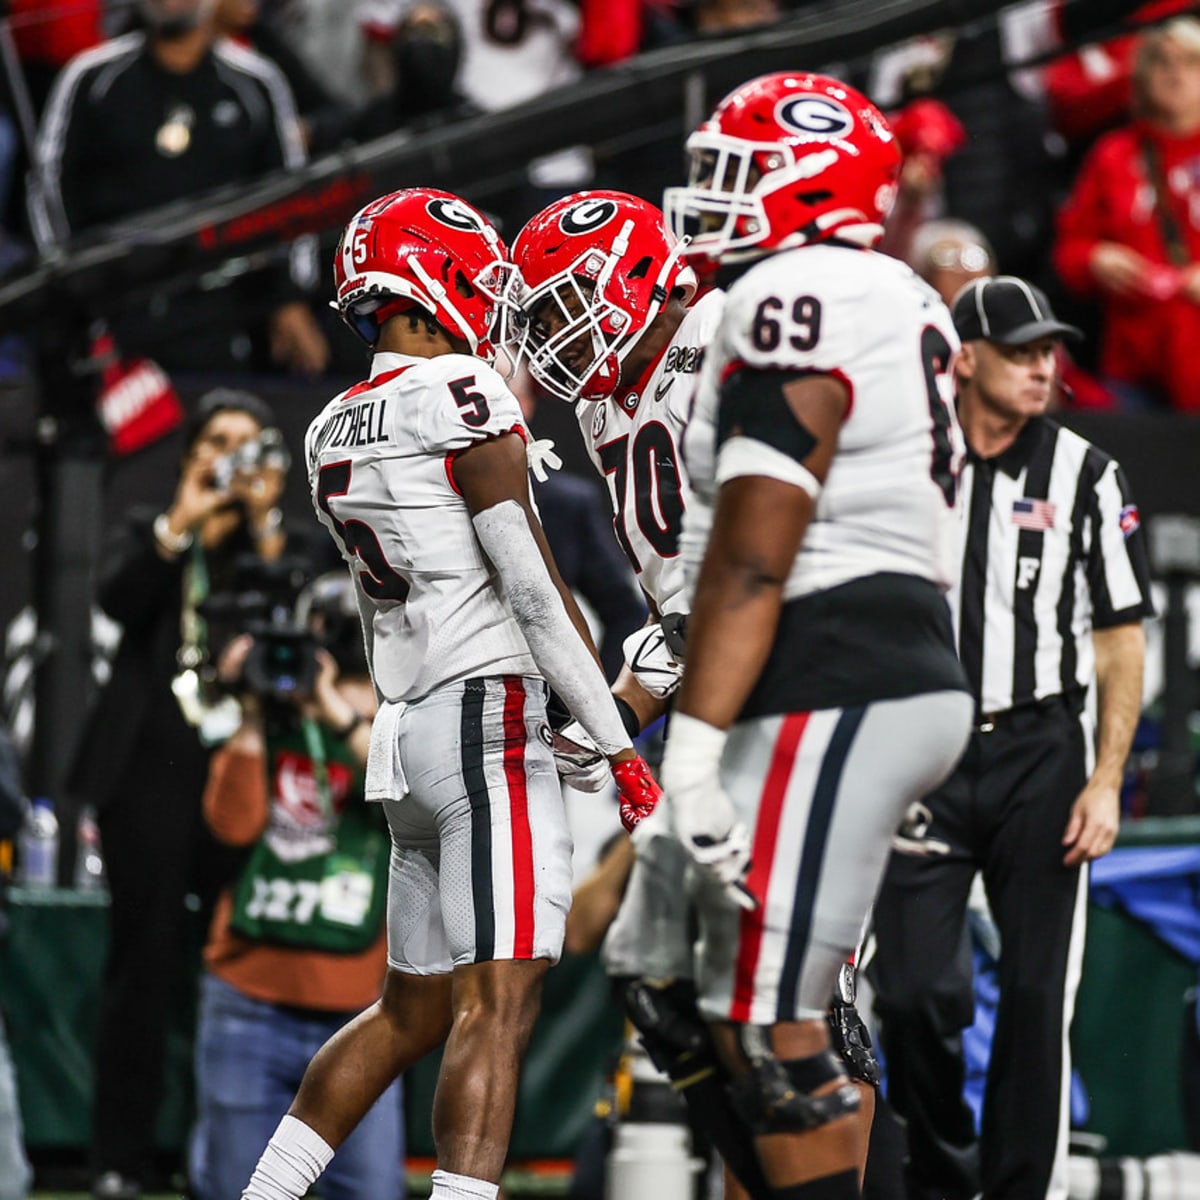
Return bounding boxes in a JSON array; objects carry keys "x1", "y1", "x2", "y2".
[
  {"x1": 502, "y1": 677, "x2": 535, "y2": 958},
  {"x1": 730, "y1": 712, "x2": 810, "y2": 1022}
]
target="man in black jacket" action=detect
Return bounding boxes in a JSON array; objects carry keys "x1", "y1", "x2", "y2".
[
  {"x1": 69, "y1": 389, "x2": 296, "y2": 1200},
  {"x1": 27, "y1": 0, "x2": 328, "y2": 376}
]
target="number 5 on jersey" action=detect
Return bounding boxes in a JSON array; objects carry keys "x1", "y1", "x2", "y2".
[{"x1": 317, "y1": 461, "x2": 410, "y2": 601}]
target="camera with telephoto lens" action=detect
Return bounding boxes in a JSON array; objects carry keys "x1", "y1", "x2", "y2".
[
  {"x1": 200, "y1": 555, "x2": 320, "y2": 706},
  {"x1": 211, "y1": 427, "x2": 291, "y2": 491}
]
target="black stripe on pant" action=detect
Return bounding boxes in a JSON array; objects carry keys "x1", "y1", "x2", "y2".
[
  {"x1": 870, "y1": 697, "x2": 1088, "y2": 1200},
  {"x1": 461, "y1": 678, "x2": 494, "y2": 962}
]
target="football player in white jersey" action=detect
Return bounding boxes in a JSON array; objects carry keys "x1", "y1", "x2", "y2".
[
  {"x1": 511, "y1": 191, "x2": 783, "y2": 1193},
  {"x1": 241, "y1": 188, "x2": 662, "y2": 1200},
  {"x1": 661, "y1": 73, "x2": 975, "y2": 1200},
  {"x1": 511, "y1": 190, "x2": 722, "y2": 739}
]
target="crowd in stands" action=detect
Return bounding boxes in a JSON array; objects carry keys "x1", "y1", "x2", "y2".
[{"x1": 2, "y1": 0, "x2": 1199, "y2": 417}]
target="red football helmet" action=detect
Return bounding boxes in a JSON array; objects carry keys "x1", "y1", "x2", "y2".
[
  {"x1": 664, "y1": 72, "x2": 902, "y2": 263},
  {"x1": 509, "y1": 190, "x2": 696, "y2": 403},
  {"x1": 333, "y1": 188, "x2": 512, "y2": 359}
]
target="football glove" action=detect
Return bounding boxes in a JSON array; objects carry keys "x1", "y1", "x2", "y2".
[
  {"x1": 661, "y1": 713, "x2": 758, "y2": 910},
  {"x1": 611, "y1": 755, "x2": 662, "y2": 834},
  {"x1": 622, "y1": 622, "x2": 683, "y2": 699},
  {"x1": 551, "y1": 720, "x2": 610, "y2": 792}
]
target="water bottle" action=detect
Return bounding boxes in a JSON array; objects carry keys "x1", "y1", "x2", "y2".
[
  {"x1": 74, "y1": 803, "x2": 106, "y2": 892},
  {"x1": 17, "y1": 797, "x2": 59, "y2": 888},
  {"x1": 606, "y1": 1042, "x2": 702, "y2": 1200}
]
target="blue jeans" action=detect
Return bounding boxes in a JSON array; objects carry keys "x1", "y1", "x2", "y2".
[
  {"x1": 0, "y1": 1013, "x2": 31, "y2": 1200},
  {"x1": 189, "y1": 973, "x2": 405, "y2": 1200}
]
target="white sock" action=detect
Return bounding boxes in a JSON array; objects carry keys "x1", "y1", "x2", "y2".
[
  {"x1": 429, "y1": 1169, "x2": 500, "y2": 1200},
  {"x1": 241, "y1": 1114, "x2": 335, "y2": 1200}
]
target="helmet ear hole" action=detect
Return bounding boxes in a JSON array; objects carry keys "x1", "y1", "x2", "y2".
[{"x1": 627, "y1": 256, "x2": 652, "y2": 280}]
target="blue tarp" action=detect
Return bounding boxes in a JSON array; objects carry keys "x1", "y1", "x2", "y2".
[
  {"x1": 1090, "y1": 846, "x2": 1200, "y2": 966},
  {"x1": 920, "y1": 845, "x2": 1200, "y2": 1130}
]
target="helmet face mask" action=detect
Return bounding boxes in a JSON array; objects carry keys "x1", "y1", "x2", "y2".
[
  {"x1": 333, "y1": 189, "x2": 513, "y2": 362},
  {"x1": 664, "y1": 72, "x2": 902, "y2": 265},
  {"x1": 511, "y1": 191, "x2": 696, "y2": 403},
  {"x1": 522, "y1": 245, "x2": 640, "y2": 403}
]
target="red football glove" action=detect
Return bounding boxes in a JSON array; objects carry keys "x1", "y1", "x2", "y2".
[{"x1": 611, "y1": 755, "x2": 662, "y2": 834}]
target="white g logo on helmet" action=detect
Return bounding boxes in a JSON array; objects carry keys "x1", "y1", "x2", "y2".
[
  {"x1": 426, "y1": 198, "x2": 484, "y2": 232},
  {"x1": 559, "y1": 199, "x2": 619, "y2": 236},
  {"x1": 775, "y1": 95, "x2": 855, "y2": 139}
]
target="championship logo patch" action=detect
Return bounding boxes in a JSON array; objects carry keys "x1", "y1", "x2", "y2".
[{"x1": 1119, "y1": 504, "x2": 1140, "y2": 538}]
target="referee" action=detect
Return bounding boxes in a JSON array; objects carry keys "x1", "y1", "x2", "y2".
[{"x1": 871, "y1": 276, "x2": 1154, "y2": 1200}]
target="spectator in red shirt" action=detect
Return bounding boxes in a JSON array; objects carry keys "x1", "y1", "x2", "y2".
[{"x1": 1054, "y1": 16, "x2": 1200, "y2": 413}]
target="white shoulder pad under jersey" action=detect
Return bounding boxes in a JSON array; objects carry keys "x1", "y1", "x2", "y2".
[
  {"x1": 305, "y1": 351, "x2": 537, "y2": 702},
  {"x1": 574, "y1": 289, "x2": 725, "y2": 617},
  {"x1": 681, "y1": 245, "x2": 963, "y2": 601}
]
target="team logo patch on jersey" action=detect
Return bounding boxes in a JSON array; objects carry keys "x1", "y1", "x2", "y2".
[
  {"x1": 776, "y1": 95, "x2": 855, "y2": 140},
  {"x1": 1119, "y1": 504, "x2": 1141, "y2": 538},
  {"x1": 619, "y1": 390, "x2": 640, "y2": 415},
  {"x1": 426, "y1": 198, "x2": 484, "y2": 232},
  {"x1": 559, "y1": 198, "x2": 619, "y2": 236},
  {"x1": 1011, "y1": 498, "x2": 1056, "y2": 531},
  {"x1": 592, "y1": 404, "x2": 607, "y2": 440},
  {"x1": 537, "y1": 723, "x2": 553, "y2": 749}
]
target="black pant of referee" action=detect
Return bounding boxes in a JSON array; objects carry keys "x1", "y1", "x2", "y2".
[{"x1": 872, "y1": 692, "x2": 1089, "y2": 1200}]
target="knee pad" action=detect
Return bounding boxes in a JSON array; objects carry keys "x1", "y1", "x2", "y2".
[
  {"x1": 616, "y1": 977, "x2": 771, "y2": 1199},
  {"x1": 617, "y1": 976, "x2": 712, "y2": 1082},
  {"x1": 726, "y1": 1026, "x2": 860, "y2": 1136},
  {"x1": 827, "y1": 999, "x2": 881, "y2": 1088}
]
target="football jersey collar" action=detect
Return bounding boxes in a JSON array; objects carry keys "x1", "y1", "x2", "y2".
[
  {"x1": 371, "y1": 351, "x2": 418, "y2": 378},
  {"x1": 964, "y1": 413, "x2": 1046, "y2": 478}
]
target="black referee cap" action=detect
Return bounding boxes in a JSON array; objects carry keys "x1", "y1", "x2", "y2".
[{"x1": 951, "y1": 276, "x2": 1082, "y2": 346}]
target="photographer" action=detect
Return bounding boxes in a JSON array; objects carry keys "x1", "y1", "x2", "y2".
[
  {"x1": 68, "y1": 389, "x2": 295, "y2": 1200},
  {"x1": 189, "y1": 574, "x2": 401, "y2": 1200}
]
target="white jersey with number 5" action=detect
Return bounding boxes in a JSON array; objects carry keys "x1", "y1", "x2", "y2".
[
  {"x1": 682, "y1": 244, "x2": 964, "y2": 602},
  {"x1": 305, "y1": 351, "x2": 539, "y2": 702},
  {"x1": 575, "y1": 288, "x2": 724, "y2": 617}
]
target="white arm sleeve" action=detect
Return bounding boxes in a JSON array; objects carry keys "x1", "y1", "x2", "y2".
[{"x1": 472, "y1": 500, "x2": 633, "y2": 757}]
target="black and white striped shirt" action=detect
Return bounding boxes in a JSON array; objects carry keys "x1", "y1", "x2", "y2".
[{"x1": 951, "y1": 416, "x2": 1154, "y2": 715}]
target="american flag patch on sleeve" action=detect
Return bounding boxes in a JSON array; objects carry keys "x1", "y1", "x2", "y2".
[{"x1": 1012, "y1": 498, "x2": 1056, "y2": 530}]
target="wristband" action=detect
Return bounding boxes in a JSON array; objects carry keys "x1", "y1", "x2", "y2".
[
  {"x1": 153, "y1": 513, "x2": 193, "y2": 555},
  {"x1": 661, "y1": 712, "x2": 727, "y2": 791},
  {"x1": 613, "y1": 696, "x2": 642, "y2": 740}
]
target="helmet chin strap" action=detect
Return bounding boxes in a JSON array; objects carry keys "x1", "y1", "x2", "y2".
[{"x1": 405, "y1": 253, "x2": 479, "y2": 351}]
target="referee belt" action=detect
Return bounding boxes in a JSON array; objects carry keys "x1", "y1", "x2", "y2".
[{"x1": 976, "y1": 692, "x2": 1083, "y2": 735}]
